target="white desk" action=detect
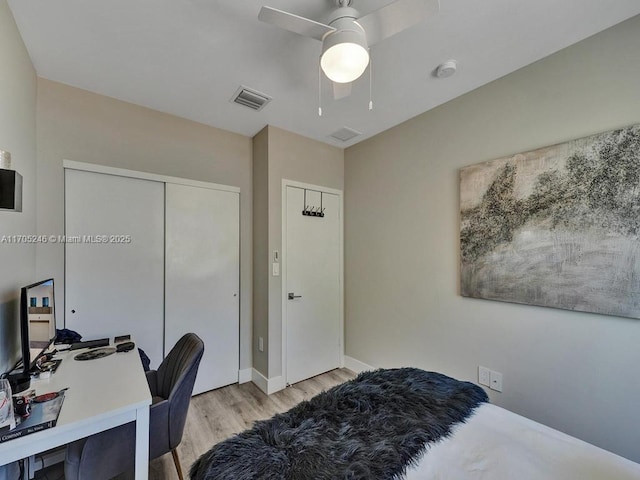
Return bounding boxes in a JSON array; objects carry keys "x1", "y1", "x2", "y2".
[{"x1": 0, "y1": 346, "x2": 151, "y2": 478}]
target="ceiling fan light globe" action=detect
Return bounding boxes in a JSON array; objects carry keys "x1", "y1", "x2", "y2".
[{"x1": 321, "y1": 42, "x2": 369, "y2": 83}]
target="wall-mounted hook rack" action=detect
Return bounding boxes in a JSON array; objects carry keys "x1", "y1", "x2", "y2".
[{"x1": 301, "y1": 189, "x2": 325, "y2": 218}]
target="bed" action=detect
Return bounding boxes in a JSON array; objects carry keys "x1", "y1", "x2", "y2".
[{"x1": 190, "y1": 368, "x2": 640, "y2": 479}]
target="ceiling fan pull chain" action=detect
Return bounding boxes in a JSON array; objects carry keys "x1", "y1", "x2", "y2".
[
  {"x1": 318, "y1": 60, "x2": 323, "y2": 116},
  {"x1": 369, "y1": 51, "x2": 373, "y2": 111}
]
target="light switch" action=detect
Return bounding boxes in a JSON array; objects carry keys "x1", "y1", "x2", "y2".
[{"x1": 272, "y1": 262, "x2": 280, "y2": 276}]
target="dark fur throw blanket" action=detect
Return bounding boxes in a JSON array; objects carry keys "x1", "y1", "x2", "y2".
[{"x1": 190, "y1": 368, "x2": 487, "y2": 480}]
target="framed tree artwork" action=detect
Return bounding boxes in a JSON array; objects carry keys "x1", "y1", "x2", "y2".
[{"x1": 460, "y1": 124, "x2": 640, "y2": 319}]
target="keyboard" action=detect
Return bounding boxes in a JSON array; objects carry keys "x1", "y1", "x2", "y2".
[{"x1": 69, "y1": 338, "x2": 110, "y2": 350}]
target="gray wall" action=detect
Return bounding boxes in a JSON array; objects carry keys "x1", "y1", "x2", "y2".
[
  {"x1": 0, "y1": 0, "x2": 36, "y2": 374},
  {"x1": 267, "y1": 126, "x2": 344, "y2": 378},
  {"x1": 35, "y1": 78, "x2": 254, "y2": 370},
  {"x1": 0, "y1": 4, "x2": 36, "y2": 479},
  {"x1": 252, "y1": 126, "x2": 343, "y2": 379},
  {"x1": 252, "y1": 127, "x2": 269, "y2": 375},
  {"x1": 344, "y1": 15, "x2": 640, "y2": 462}
]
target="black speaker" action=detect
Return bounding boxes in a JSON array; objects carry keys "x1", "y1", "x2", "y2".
[{"x1": 0, "y1": 169, "x2": 22, "y2": 212}]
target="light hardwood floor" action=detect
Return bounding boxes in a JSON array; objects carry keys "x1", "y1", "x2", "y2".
[{"x1": 35, "y1": 368, "x2": 356, "y2": 480}]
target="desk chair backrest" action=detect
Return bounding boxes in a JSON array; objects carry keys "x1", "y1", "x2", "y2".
[{"x1": 155, "y1": 332, "x2": 205, "y2": 450}]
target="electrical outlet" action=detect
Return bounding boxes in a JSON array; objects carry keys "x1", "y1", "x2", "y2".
[
  {"x1": 478, "y1": 366, "x2": 491, "y2": 387},
  {"x1": 490, "y1": 370, "x2": 503, "y2": 392},
  {"x1": 259, "y1": 337, "x2": 264, "y2": 352}
]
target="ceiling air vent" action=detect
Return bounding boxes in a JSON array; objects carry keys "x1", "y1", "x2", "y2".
[
  {"x1": 329, "y1": 127, "x2": 362, "y2": 142},
  {"x1": 231, "y1": 86, "x2": 272, "y2": 111}
]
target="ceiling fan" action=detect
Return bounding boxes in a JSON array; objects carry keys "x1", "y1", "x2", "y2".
[{"x1": 259, "y1": 0, "x2": 440, "y2": 100}]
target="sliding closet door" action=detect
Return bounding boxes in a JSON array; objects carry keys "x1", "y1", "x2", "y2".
[
  {"x1": 65, "y1": 169, "x2": 165, "y2": 367},
  {"x1": 165, "y1": 183, "x2": 240, "y2": 395}
]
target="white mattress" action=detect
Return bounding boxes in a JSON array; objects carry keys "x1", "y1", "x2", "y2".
[{"x1": 404, "y1": 403, "x2": 640, "y2": 480}]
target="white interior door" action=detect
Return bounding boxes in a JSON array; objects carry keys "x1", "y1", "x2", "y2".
[
  {"x1": 65, "y1": 169, "x2": 165, "y2": 367},
  {"x1": 285, "y1": 185, "x2": 341, "y2": 385},
  {"x1": 165, "y1": 183, "x2": 240, "y2": 394}
]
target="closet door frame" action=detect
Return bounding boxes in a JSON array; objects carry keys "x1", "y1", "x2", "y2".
[
  {"x1": 63, "y1": 160, "x2": 240, "y2": 364},
  {"x1": 63, "y1": 160, "x2": 239, "y2": 195}
]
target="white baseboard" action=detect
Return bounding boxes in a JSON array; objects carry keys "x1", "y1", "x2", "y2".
[
  {"x1": 267, "y1": 376, "x2": 286, "y2": 394},
  {"x1": 344, "y1": 355, "x2": 375, "y2": 373},
  {"x1": 238, "y1": 368, "x2": 252, "y2": 384},
  {"x1": 251, "y1": 368, "x2": 269, "y2": 393},
  {"x1": 251, "y1": 369, "x2": 285, "y2": 395}
]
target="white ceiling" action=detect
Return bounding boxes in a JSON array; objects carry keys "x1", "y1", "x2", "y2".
[{"x1": 8, "y1": 1, "x2": 640, "y2": 147}]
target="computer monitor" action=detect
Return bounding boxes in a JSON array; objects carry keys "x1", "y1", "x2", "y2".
[{"x1": 19, "y1": 278, "x2": 57, "y2": 375}]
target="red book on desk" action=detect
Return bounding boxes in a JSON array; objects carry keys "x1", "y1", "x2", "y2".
[{"x1": 0, "y1": 390, "x2": 66, "y2": 443}]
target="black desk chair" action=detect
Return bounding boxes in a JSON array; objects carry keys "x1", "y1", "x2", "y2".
[{"x1": 65, "y1": 333, "x2": 205, "y2": 480}]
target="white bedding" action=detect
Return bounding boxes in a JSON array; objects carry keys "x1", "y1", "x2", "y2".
[{"x1": 404, "y1": 403, "x2": 640, "y2": 480}]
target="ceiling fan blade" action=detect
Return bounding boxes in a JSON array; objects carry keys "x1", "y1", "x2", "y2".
[
  {"x1": 333, "y1": 81, "x2": 352, "y2": 100},
  {"x1": 357, "y1": 0, "x2": 440, "y2": 46},
  {"x1": 258, "y1": 6, "x2": 335, "y2": 41}
]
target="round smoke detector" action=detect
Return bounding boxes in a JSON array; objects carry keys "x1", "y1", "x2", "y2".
[{"x1": 435, "y1": 60, "x2": 457, "y2": 78}]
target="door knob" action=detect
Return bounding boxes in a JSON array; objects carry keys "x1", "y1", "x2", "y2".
[{"x1": 288, "y1": 292, "x2": 302, "y2": 300}]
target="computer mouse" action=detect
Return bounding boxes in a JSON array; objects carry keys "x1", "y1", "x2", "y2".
[{"x1": 116, "y1": 341, "x2": 135, "y2": 353}]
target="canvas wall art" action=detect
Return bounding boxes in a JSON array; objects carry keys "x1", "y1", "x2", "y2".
[{"x1": 460, "y1": 124, "x2": 640, "y2": 319}]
